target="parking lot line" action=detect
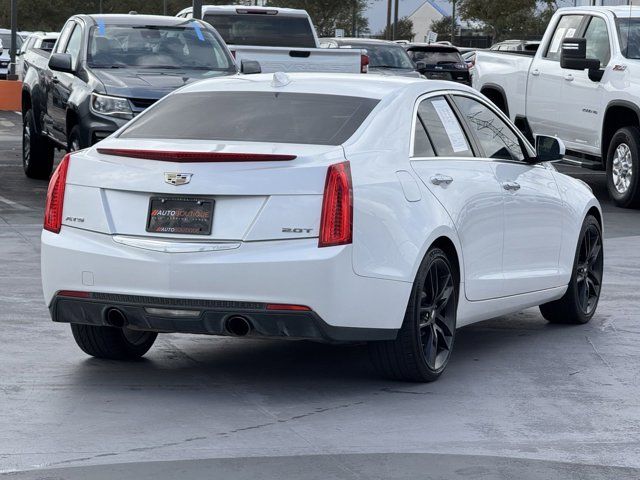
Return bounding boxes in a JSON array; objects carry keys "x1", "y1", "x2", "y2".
[{"x1": 0, "y1": 195, "x2": 32, "y2": 211}]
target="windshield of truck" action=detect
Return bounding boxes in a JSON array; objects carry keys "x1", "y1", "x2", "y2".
[
  {"x1": 203, "y1": 13, "x2": 316, "y2": 48},
  {"x1": 346, "y1": 43, "x2": 414, "y2": 69},
  {"x1": 87, "y1": 24, "x2": 235, "y2": 71},
  {"x1": 617, "y1": 18, "x2": 640, "y2": 59},
  {"x1": 0, "y1": 33, "x2": 23, "y2": 54},
  {"x1": 120, "y1": 92, "x2": 379, "y2": 146},
  {"x1": 408, "y1": 49, "x2": 462, "y2": 66}
]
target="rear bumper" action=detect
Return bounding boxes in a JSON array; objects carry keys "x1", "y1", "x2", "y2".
[
  {"x1": 50, "y1": 293, "x2": 397, "y2": 342},
  {"x1": 42, "y1": 227, "x2": 411, "y2": 335}
]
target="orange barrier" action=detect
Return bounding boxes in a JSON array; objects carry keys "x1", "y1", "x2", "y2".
[{"x1": 0, "y1": 80, "x2": 22, "y2": 111}]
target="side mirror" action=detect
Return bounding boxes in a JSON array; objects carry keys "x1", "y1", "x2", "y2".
[
  {"x1": 415, "y1": 61, "x2": 426, "y2": 71},
  {"x1": 240, "y1": 59, "x2": 261, "y2": 75},
  {"x1": 48, "y1": 53, "x2": 74, "y2": 74},
  {"x1": 560, "y1": 38, "x2": 601, "y2": 80},
  {"x1": 532, "y1": 135, "x2": 565, "y2": 163}
]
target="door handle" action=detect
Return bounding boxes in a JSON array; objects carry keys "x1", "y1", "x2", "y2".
[
  {"x1": 564, "y1": 74, "x2": 574, "y2": 82},
  {"x1": 430, "y1": 174, "x2": 454, "y2": 186},
  {"x1": 52, "y1": 76, "x2": 60, "y2": 84},
  {"x1": 502, "y1": 181, "x2": 521, "y2": 191},
  {"x1": 531, "y1": 69, "x2": 540, "y2": 76}
]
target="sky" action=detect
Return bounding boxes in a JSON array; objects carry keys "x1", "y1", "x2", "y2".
[{"x1": 366, "y1": 0, "x2": 426, "y2": 35}]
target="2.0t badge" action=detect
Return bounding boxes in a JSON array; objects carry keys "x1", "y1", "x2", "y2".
[{"x1": 164, "y1": 173, "x2": 193, "y2": 186}]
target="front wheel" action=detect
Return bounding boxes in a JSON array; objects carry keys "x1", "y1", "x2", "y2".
[
  {"x1": 606, "y1": 126, "x2": 640, "y2": 208},
  {"x1": 369, "y1": 247, "x2": 458, "y2": 382},
  {"x1": 70, "y1": 324, "x2": 157, "y2": 360},
  {"x1": 540, "y1": 215, "x2": 603, "y2": 324}
]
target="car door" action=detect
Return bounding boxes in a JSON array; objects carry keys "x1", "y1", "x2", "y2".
[
  {"x1": 44, "y1": 21, "x2": 74, "y2": 140},
  {"x1": 562, "y1": 14, "x2": 612, "y2": 154},
  {"x1": 410, "y1": 94, "x2": 505, "y2": 301},
  {"x1": 48, "y1": 21, "x2": 82, "y2": 145},
  {"x1": 527, "y1": 14, "x2": 585, "y2": 140},
  {"x1": 452, "y1": 94, "x2": 565, "y2": 296}
]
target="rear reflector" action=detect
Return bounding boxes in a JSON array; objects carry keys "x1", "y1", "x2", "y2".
[
  {"x1": 319, "y1": 161, "x2": 353, "y2": 248},
  {"x1": 96, "y1": 148, "x2": 297, "y2": 162},
  {"x1": 266, "y1": 304, "x2": 311, "y2": 311},
  {"x1": 44, "y1": 153, "x2": 71, "y2": 234},
  {"x1": 57, "y1": 290, "x2": 91, "y2": 298}
]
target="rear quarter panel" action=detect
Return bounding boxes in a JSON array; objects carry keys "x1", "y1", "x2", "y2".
[{"x1": 472, "y1": 51, "x2": 533, "y2": 121}]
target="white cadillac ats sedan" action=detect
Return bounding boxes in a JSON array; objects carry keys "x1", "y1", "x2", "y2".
[{"x1": 41, "y1": 73, "x2": 603, "y2": 382}]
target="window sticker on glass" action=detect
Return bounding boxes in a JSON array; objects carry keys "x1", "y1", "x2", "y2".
[{"x1": 430, "y1": 99, "x2": 469, "y2": 153}]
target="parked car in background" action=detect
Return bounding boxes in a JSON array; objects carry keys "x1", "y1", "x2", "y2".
[
  {"x1": 177, "y1": 5, "x2": 368, "y2": 74},
  {"x1": 41, "y1": 73, "x2": 603, "y2": 382},
  {"x1": 0, "y1": 28, "x2": 23, "y2": 79},
  {"x1": 404, "y1": 43, "x2": 471, "y2": 85},
  {"x1": 474, "y1": 6, "x2": 640, "y2": 208},
  {"x1": 16, "y1": 31, "x2": 59, "y2": 80},
  {"x1": 21, "y1": 13, "x2": 243, "y2": 180},
  {"x1": 490, "y1": 39, "x2": 541, "y2": 53},
  {"x1": 320, "y1": 38, "x2": 420, "y2": 77}
]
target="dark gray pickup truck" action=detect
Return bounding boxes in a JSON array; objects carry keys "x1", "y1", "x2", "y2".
[{"x1": 21, "y1": 13, "x2": 258, "y2": 179}]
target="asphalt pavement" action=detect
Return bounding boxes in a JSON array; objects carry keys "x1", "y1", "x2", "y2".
[{"x1": 1, "y1": 110, "x2": 639, "y2": 479}]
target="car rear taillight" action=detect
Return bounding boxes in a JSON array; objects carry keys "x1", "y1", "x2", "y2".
[
  {"x1": 361, "y1": 54, "x2": 369, "y2": 74},
  {"x1": 44, "y1": 153, "x2": 70, "y2": 234},
  {"x1": 319, "y1": 161, "x2": 352, "y2": 248},
  {"x1": 266, "y1": 303, "x2": 311, "y2": 311}
]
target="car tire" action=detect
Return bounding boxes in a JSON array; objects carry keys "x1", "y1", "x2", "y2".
[
  {"x1": 67, "y1": 125, "x2": 83, "y2": 152},
  {"x1": 540, "y1": 215, "x2": 603, "y2": 325},
  {"x1": 368, "y1": 247, "x2": 458, "y2": 382},
  {"x1": 23, "y1": 109, "x2": 54, "y2": 179},
  {"x1": 606, "y1": 126, "x2": 640, "y2": 209},
  {"x1": 70, "y1": 323, "x2": 157, "y2": 360}
]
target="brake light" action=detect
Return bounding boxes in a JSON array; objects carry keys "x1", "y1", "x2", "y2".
[
  {"x1": 319, "y1": 161, "x2": 352, "y2": 248},
  {"x1": 44, "y1": 153, "x2": 70, "y2": 234},
  {"x1": 57, "y1": 290, "x2": 91, "y2": 298},
  {"x1": 96, "y1": 148, "x2": 296, "y2": 162},
  {"x1": 361, "y1": 54, "x2": 369, "y2": 74}
]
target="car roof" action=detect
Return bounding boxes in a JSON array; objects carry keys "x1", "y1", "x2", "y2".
[
  {"x1": 556, "y1": 6, "x2": 640, "y2": 18},
  {"x1": 78, "y1": 13, "x2": 200, "y2": 26},
  {"x1": 177, "y1": 5, "x2": 309, "y2": 17},
  {"x1": 178, "y1": 72, "x2": 474, "y2": 100}
]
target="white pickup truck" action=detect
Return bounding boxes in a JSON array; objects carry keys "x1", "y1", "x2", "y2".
[
  {"x1": 474, "y1": 6, "x2": 640, "y2": 208},
  {"x1": 176, "y1": 5, "x2": 367, "y2": 74}
]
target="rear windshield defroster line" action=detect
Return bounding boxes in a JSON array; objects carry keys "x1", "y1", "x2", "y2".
[{"x1": 119, "y1": 92, "x2": 380, "y2": 146}]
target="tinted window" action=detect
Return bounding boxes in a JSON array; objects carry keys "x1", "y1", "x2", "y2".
[
  {"x1": 120, "y1": 92, "x2": 379, "y2": 146},
  {"x1": 408, "y1": 49, "x2": 462, "y2": 65},
  {"x1": 347, "y1": 43, "x2": 413, "y2": 69},
  {"x1": 413, "y1": 117, "x2": 435, "y2": 157},
  {"x1": 0, "y1": 33, "x2": 23, "y2": 52},
  {"x1": 617, "y1": 18, "x2": 640, "y2": 59},
  {"x1": 87, "y1": 24, "x2": 233, "y2": 71},
  {"x1": 545, "y1": 15, "x2": 584, "y2": 61},
  {"x1": 417, "y1": 96, "x2": 472, "y2": 157},
  {"x1": 453, "y1": 96, "x2": 525, "y2": 161},
  {"x1": 204, "y1": 14, "x2": 315, "y2": 48},
  {"x1": 584, "y1": 16, "x2": 610, "y2": 66},
  {"x1": 55, "y1": 22, "x2": 75, "y2": 54},
  {"x1": 40, "y1": 39, "x2": 57, "y2": 52}
]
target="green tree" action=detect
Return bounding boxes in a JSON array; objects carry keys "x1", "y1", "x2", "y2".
[
  {"x1": 380, "y1": 17, "x2": 414, "y2": 41},
  {"x1": 267, "y1": 0, "x2": 370, "y2": 37},
  {"x1": 458, "y1": 0, "x2": 556, "y2": 42},
  {"x1": 430, "y1": 16, "x2": 453, "y2": 40}
]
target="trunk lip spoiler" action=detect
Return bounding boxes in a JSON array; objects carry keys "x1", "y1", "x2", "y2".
[{"x1": 96, "y1": 148, "x2": 297, "y2": 162}]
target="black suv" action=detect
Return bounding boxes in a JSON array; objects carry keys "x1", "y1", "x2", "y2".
[{"x1": 404, "y1": 44, "x2": 471, "y2": 86}]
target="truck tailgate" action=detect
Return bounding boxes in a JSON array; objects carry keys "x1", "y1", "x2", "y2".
[{"x1": 232, "y1": 45, "x2": 363, "y2": 74}]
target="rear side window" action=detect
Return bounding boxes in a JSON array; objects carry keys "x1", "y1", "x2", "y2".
[
  {"x1": 416, "y1": 96, "x2": 472, "y2": 157},
  {"x1": 204, "y1": 13, "x2": 316, "y2": 48},
  {"x1": 120, "y1": 92, "x2": 379, "y2": 146}
]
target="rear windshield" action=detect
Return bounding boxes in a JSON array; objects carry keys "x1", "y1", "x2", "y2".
[
  {"x1": 408, "y1": 49, "x2": 462, "y2": 65},
  {"x1": 346, "y1": 43, "x2": 414, "y2": 69},
  {"x1": 0, "y1": 33, "x2": 23, "y2": 52},
  {"x1": 120, "y1": 92, "x2": 379, "y2": 145},
  {"x1": 203, "y1": 13, "x2": 315, "y2": 48}
]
